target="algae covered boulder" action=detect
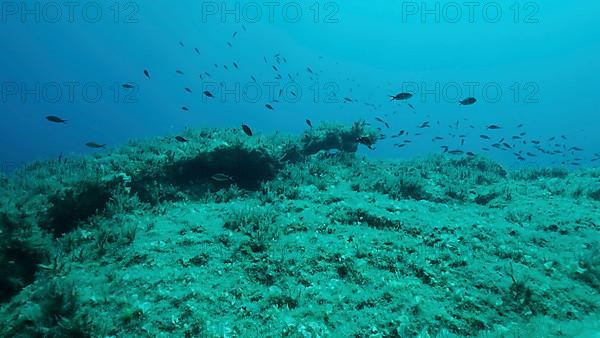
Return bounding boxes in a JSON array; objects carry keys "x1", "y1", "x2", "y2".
[
  {"x1": 301, "y1": 120, "x2": 379, "y2": 155},
  {"x1": 166, "y1": 144, "x2": 280, "y2": 190}
]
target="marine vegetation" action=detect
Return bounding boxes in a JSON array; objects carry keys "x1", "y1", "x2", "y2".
[{"x1": 0, "y1": 123, "x2": 598, "y2": 337}]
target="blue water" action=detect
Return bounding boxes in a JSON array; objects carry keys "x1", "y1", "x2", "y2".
[{"x1": 1, "y1": 0, "x2": 599, "y2": 171}]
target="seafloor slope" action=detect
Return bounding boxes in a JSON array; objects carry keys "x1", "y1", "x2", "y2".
[{"x1": 0, "y1": 123, "x2": 599, "y2": 337}]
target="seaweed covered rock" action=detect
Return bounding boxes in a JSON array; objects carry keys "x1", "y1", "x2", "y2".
[
  {"x1": 0, "y1": 122, "x2": 372, "y2": 239},
  {"x1": 301, "y1": 121, "x2": 378, "y2": 155},
  {"x1": 0, "y1": 122, "x2": 377, "y2": 307},
  {"x1": 166, "y1": 144, "x2": 280, "y2": 190},
  {"x1": 0, "y1": 124, "x2": 599, "y2": 337},
  {"x1": 45, "y1": 181, "x2": 117, "y2": 237},
  {"x1": 0, "y1": 211, "x2": 53, "y2": 303}
]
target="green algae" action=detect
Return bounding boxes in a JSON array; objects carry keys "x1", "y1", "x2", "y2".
[{"x1": 0, "y1": 123, "x2": 599, "y2": 337}]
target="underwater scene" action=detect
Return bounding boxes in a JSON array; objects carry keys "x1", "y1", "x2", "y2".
[{"x1": 1, "y1": 1, "x2": 599, "y2": 337}]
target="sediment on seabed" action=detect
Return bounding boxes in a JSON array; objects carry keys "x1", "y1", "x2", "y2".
[{"x1": 1, "y1": 122, "x2": 599, "y2": 337}]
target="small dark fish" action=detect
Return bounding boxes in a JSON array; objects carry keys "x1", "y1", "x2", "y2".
[
  {"x1": 227, "y1": 42, "x2": 232, "y2": 47},
  {"x1": 390, "y1": 92, "x2": 412, "y2": 101},
  {"x1": 265, "y1": 104, "x2": 274, "y2": 110},
  {"x1": 232, "y1": 31, "x2": 238, "y2": 38},
  {"x1": 375, "y1": 117, "x2": 384, "y2": 123},
  {"x1": 407, "y1": 103, "x2": 415, "y2": 110},
  {"x1": 233, "y1": 62, "x2": 238, "y2": 69},
  {"x1": 85, "y1": 142, "x2": 105, "y2": 149},
  {"x1": 223, "y1": 65, "x2": 228, "y2": 70},
  {"x1": 272, "y1": 65, "x2": 279, "y2": 71},
  {"x1": 306, "y1": 119, "x2": 313, "y2": 128},
  {"x1": 344, "y1": 97, "x2": 353, "y2": 103},
  {"x1": 176, "y1": 70, "x2": 184, "y2": 75},
  {"x1": 480, "y1": 134, "x2": 490, "y2": 139},
  {"x1": 175, "y1": 136, "x2": 188, "y2": 143},
  {"x1": 487, "y1": 125, "x2": 501, "y2": 130},
  {"x1": 179, "y1": 41, "x2": 185, "y2": 47},
  {"x1": 241, "y1": 124, "x2": 253, "y2": 136},
  {"x1": 466, "y1": 152, "x2": 475, "y2": 156},
  {"x1": 185, "y1": 88, "x2": 192, "y2": 93},
  {"x1": 203, "y1": 91, "x2": 215, "y2": 98},
  {"x1": 144, "y1": 69, "x2": 150, "y2": 79},
  {"x1": 459, "y1": 97, "x2": 477, "y2": 105},
  {"x1": 307, "y1": 67, "x2": 314, "y2": 74},
  {"x1": 46, "y1": 115, "x2": 67, "y2": 124},
  {"x1": 250, "y1": 76, "x2": 257, "y2": 82},
  {"x1": 194, "y1": 48, "x2": 200, "y2": 55},
  {"x1": 122, "y1": 83, "x2": 135, "y2": 89},
  {"x1": 181, "y1": 106, "x2": 189, "y2": 111},
  {"x1": 211, "y1": 173, "x2": 233, "y2": 182},
  {"x1": 448, "y1": 150, "x2": 464, "y2": 155}
]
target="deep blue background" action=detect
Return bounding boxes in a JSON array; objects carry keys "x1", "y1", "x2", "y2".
[{"x1": 1, "y1": 0, "x2": 598, "y2": 172}]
